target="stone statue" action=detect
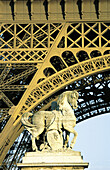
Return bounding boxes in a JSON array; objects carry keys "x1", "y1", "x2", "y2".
[{"x1": 21, "y1": 90, "x2": 79, "y2": 152}]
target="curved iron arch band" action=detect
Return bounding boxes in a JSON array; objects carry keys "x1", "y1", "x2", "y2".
[{"x1": 22, "y1": 54, "x2": 110, "y2": 113}]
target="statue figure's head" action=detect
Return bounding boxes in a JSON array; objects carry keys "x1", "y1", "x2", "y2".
[{"x1": 51, "y1": 101, "x2": 58, "y2": 111}]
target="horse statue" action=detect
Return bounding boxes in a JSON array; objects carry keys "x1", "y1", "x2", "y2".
[{"x1": 21, "y1": 90, "x2": 79, "y2": 151}]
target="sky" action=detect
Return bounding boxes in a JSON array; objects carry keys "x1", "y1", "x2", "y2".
[{"x1": 70, "y1": 113, "x2": 110, "y2": 170}]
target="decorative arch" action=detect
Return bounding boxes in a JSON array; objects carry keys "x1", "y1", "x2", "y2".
[
  {"x1": 90, "y1": 50, "x2": 102, "y2": 58},
  {"x1": 103, "y1": 50, "x2": 110, "y2": 55},
  {"x1": 76, "y1": 50, "x2": 89, "y2": 62},
  {"x1": 62, "y1": 50, "x2": 77, "y2": 66},
  {"x1": 50, "y1": 56, "x2": 66, "y2": 71},
  {"x1": 43, "y1": 67, "x2": 56, "y2": 77}
]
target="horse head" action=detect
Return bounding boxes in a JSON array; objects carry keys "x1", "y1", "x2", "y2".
[{"x1": 57, "y1": 90, "x2": 79, "y2": 111}]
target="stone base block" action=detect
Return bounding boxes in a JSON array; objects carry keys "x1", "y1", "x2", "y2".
[{"x1": 17, "y1": 151, "x2": 89, "y2": 170}]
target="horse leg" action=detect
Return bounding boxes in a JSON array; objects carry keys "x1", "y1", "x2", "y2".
[
  {"x1": 65, "y1": 126, "x2": 78, "y2": 149},
  {"x1": 70, "y1": 129, "x2": 78, "y2": 149},
  {"x1": 31, "y1": 135, "x2": 38, "y2": 151},
  {"x1": 66, "y1": 132, "x2": 70, "y2": 148},
  {"x1": 31, "y1": 127, "x2": 44, "y2": 151},
  {"x1": 64, "y1": 131, "x2": 70, "y2": 148}
]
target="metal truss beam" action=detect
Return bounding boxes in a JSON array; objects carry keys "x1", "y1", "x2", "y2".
[
  {"x1": 0, "y1": 108, "x2": 10, "y2": 123},
  {"x1": 0, "y1": 63, "x2": 37, "y2": 69},
  {"x1": 0, "y1": 91, "x2": 14, "y2": 107},
  {"x1": 1, "y1": 22, "x2": 110, "y2": 64},
  {"x1": 0, "y1": 67, "x2": 37, "y2": 87},
  {"x1": 0, "y1": 21, "x2": 110, "y2": 167},
  {"x1": 0, "y1": 65, "x2": 11, "y2": 84},
  {"x1": 0, "y1": 85, "x2": 28, "y2": 91}
]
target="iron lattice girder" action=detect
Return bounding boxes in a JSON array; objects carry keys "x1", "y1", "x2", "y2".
[
  {"x1": 0, "y1": 85, "x2": 28, "y2": 91},
  {"x1": 0, "y1": 22, "x2": 110, "y2": 166},
  {"x1": 1, "y1": 22, "x2": 110, "y2": 71},
  {"x1": 0, "y1": 66, "x2": 37, "y2": 87},
  {"x1": 0, "y1": 65, "x2": 11, "y2": 84},
  {"x1": 1, "y1": 22, "x2": 110, "y2": 63},
  {"x1": 0, "y1": 91, "x2": 14, "y2": 107}
]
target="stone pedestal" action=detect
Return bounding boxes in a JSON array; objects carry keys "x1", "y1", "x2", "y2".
[{"x1": 17, "y1": 151, "x2": 89, "y2": 170}]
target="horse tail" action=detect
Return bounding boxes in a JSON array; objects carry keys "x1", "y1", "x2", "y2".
[{"x1": 21, "y1": 112, "x2": 36, "y2": 128}]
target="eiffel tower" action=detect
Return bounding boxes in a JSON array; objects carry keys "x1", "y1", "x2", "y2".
[{"x1": 0, "y1": 0, "x2": 110, "y2": 169}]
